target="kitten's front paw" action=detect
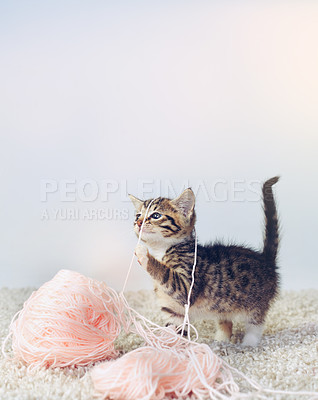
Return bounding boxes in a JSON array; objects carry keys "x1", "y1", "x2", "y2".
[{"x1": 135, "y1": 244, "x2": 149, "y2": 268}]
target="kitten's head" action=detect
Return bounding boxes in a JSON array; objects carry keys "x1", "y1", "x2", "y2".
[{"x1": 128, "y1": 188, "x2": 196, "y2": 245}]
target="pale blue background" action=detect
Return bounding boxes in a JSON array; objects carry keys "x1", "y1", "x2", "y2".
[{"x1": 0, "y1": 1, "x2": 317, "y2": 291}]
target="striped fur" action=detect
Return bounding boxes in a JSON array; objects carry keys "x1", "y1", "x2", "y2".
[{"x1": 130, "y1": 178, "x2": 280, "y2": 346}]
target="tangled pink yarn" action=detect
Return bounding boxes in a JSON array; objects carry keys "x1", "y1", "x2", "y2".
[
  {"x1": 5, "y1": 269, "x2": 127, "y2": 368},
  {"x1": 3, "y1": 269, "x2": 242, "y2": 399},
  {"x1": 91, "y1": 344, "x2": 235, "y2": 400}
]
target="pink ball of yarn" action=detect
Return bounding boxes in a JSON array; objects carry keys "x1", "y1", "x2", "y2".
[
  {"x1": 91, "y1": 344, "x2": 226, "y2": 400},
  {"x1": 8, "y1": 269, "x2": 124, "y2": 368}
]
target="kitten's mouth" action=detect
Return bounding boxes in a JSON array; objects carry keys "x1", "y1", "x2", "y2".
[{"x1": 137, "y1": 226, "x2": 154, "y2": 234}]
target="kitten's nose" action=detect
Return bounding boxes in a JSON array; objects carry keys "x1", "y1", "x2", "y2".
[{"x1": 137, "y1": 219, "x2": 143, "y2": 227}]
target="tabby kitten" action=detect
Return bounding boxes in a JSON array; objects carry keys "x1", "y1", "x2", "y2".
[{"x1": 129, "y1": 177, "x2": 279, "y2": 346}]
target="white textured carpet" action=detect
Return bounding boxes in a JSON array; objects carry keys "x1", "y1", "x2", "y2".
[{"x1": 1, "y1": 287, "x2": 317, "y2": 399}]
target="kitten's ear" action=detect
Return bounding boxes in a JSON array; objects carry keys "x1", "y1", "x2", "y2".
[
  {"x1": 171, "y1": 188, "x2": 195, "y2": 218},
  {"x1": 128, "y1": 194, "x2": 143, "y2": 211}
]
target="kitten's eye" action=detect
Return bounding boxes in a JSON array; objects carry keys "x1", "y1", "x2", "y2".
[
  {"x1": 151, "y1": 212, "x2": 162, "y2": 220},
  {"x1": 135, "y1": 213, "x2": 141, "y2": 220}
]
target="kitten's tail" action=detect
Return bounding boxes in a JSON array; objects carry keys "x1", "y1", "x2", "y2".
[{"x1": 262, "y1": 176, "x2": 280, "y2": 263}]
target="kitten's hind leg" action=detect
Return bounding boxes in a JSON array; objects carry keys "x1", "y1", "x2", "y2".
[
  {"x1": 215, "y1": 320, "x2": 233, "y2": 342},
  {"x1": 242, "y1": 319, "x2": 264, "y2": 347}
]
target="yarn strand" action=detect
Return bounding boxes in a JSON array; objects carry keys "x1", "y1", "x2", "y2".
[
  {"x1": 121, "y1": 199, "x2": 155, "y2": 294},
  {"x1": 181, "y1": 228, "x2": 198, "y2": 339}
]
